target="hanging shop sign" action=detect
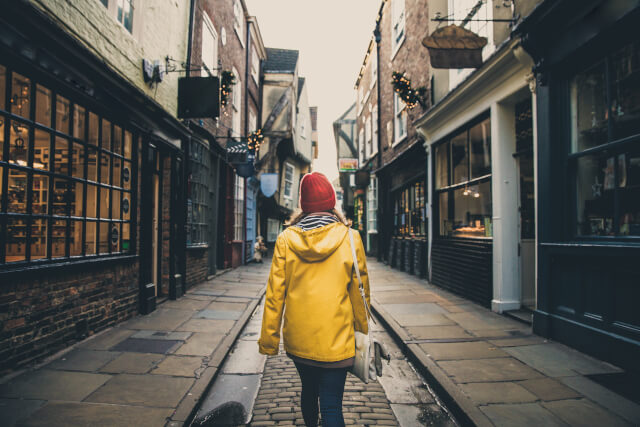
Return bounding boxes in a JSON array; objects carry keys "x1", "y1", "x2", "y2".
[
  {"x1": 422, "y1": 25, "x2": 488, "y2": 69},
  {"x1": 339, "y1": 158, "x2": 358, "y2": 172},
  {"x1": 260, "y1": 173, "x2": 278, "y2": 197},
  {"x1": 177, "y1": 76, "x2": 220, "y2": 119}
]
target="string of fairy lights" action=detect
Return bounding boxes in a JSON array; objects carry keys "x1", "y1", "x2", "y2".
[{"x1": 391, "y1": 71, "x2": 427, "y2": 109}]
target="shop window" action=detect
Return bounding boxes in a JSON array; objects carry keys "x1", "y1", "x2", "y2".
[
  {"x1": 283, "y1": 162, "x2": 294, "y2": 199},
  {"x1": 234, "y1": 174, "x2": 245, "y2": 241},
  {"x1": 393, "y1": 179, "x2": 426, "y2": 237},
  {"x1": 435, "y1": 116, "x2": 492, "y2": 238},
  {"x1": 367, "y1": 177, "x2": 378, "y2": 233},
  {"x1": 187, "y1": 139, "x2": 209, "y2": 246},
  {"x1": 0, "y1": 65, "x2": 135, "y2": 266},
  {"x1": 570, "y1": 40, "x2": 640, "y2": 237}
]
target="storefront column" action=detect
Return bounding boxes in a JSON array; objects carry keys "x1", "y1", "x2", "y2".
[
  {"x1": 528, "y1": 74, "x2": 539, "y2": 311},
  {"x1": 490, "y1": 102, "x2": 520, "y2": 313}
]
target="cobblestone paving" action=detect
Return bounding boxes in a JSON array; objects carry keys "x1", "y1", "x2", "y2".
[{"x1": 251, "y1": 350, "x2": 399, "y2": 426}]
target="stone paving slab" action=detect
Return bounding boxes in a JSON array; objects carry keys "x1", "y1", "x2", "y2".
[
  {"x1": 152, "y1": 355, "x2": 204, "y2": 377},
  {"x1": 176, "y1": 318, "x2": 236, "y2": 333},
  {"x1": 85, "y1": 374, "x2": 194, "y2": 407},
  {"x1": 99, "y1": 352, "x2": 164, "y2": 374},
  {"x1": 195, "y1": 309, "x2": 243, "y2": 320},
  {"x1": 78, "y1": 328, "x2": 135, "y2": 351},
  {"x1": 45, "y1": 350, "x2": 120, "y2": 372},
  {"x1": 19, "y1": 402, "x2": 173, "y2": 427},
  {"x1": 222, "y1": 340, "x2": 266, "y2": 374},
  {"x1": 367, "y1": 259, "x2": 639, "y2": 427},
  {"x1": 0, "y1": 370, "x2": 111, "y2": 401},
  {"x1": 174, "y1": 332, "x2": 225, "y2": 356},
  {"x1": 0, "y1": 398, "x2": 45, "y2": 427}
]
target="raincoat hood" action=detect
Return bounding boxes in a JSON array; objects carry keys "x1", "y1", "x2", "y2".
[{"x1": 282, "y1": 222, "x2": 348, "y2": 262}]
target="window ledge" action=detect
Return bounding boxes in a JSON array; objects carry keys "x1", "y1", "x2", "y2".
[
  {"x1": 0, "y1": 254, "x2": 138, "y2": 282},
  {"x1": 187, "y1": 244, "x2": 209, "y2": 251},
  {"x1": 392, "y1": 135, "x2": 408, "y2": 148},
  {"x1": 391, "y1": 36, "x2": 405, "y2": 61}
]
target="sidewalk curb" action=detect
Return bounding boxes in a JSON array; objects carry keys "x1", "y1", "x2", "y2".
[
  {"x1": 371, "y1": 301, "x2": 493, "y2": 427},
  {"x1": 170, "y1": 286, "x2": 267, "y2": 426}
]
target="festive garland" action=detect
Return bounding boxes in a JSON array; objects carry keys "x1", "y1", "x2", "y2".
[
  {"x1": 247, "y1": 128, "x2": 264, "y2": 153},
  {"x1": 220, "y1": 70, "x2": 236, "y2": 107},
  {"x1": 392, "y1": 71, "x2": 427, "y2": 109}
]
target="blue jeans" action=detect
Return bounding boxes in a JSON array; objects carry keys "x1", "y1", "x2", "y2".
[{"x1": 293, "y1": 362, "x2": 348, "y2": 427}]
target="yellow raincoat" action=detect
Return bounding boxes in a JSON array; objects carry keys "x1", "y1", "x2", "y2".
[{"x1": 258, "y1": 222, "x2": 370, "y2": 362}]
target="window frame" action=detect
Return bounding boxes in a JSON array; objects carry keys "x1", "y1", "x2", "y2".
[
  {"x1": 393, "y1": 92, "x2": 407, "y2": 145},
  {"x1": 391, "y1": 0, "x2": 406, "y2": 59},
  {"x1": 233, "y1": 0, "x2": 245, "y2": 47},
  {"x1": 433, "y1": 113, "x2": 492, "y2": 240},
  {"x1": 233, "y1": 174, "x2": 244, "y2": 241},
  {"x1": 565, "y1": 39, "x2": 640, "y2": 240},
  {"x1": 365, "y1": 116, "x2": 372, "y2": 158},
  {"x1": 251, "y1": 48, "x2": 260, "y2": 84},
  {"x1": 186, "y1": 139, "x2": 209, "y2": 247},
  {"x1": 367, "y1": 176, "x2": 378, "y2": 233},
  {"x1": 232, "y1": 66, "x2": 241, "y2": 137},
  {"x1": 371, "y1": 106, "x2": 379, "y2": 156},
  {"x1": 283, "y1": 162, "x2": 294, "y2": 200},
  {"x1": 0, "y1": 64, "x2": 137, "y2": 268},
  {"x1": 100, "y1": 0, "x2": 136, "y2": 35},
  {"x1": 201, "y1": 13, "x2": 219, "y2": 76}
]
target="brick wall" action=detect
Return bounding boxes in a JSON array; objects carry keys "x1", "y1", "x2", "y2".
[
  {"x1": 0, "y1": 260, "x2": 138, "y2": 374},
  {"x1": 186, "y1": 248, "x2": 209, "y2": 288}
]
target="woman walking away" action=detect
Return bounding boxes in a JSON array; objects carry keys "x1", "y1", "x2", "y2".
[{"x1": 258, "y1": 172, "x2": 371, "y2": 427}]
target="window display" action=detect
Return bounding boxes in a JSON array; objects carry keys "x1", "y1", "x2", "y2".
[
  {"x1": 571, "y1": 41, "x2": 640, "y2": 237},
  {"x1": 435, "y1": 116, "x2": 492, "y2": 238},
  {"x1": 0, "y1": 65, "x2": 135, "y2": 265},
  {"x1": 393, "y1": 178, "x2": 426, "y2": 237},
  {"x1": 187, "y1": 139, "x2": 209, "y2": 246}
]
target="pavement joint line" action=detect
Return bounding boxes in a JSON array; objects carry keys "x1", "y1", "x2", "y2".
[
  {"x1": 172, "y1": 283, "x2": 267, "y2": 426},
  {"x1": 371, "y1": 300, "x2": 493, "y2": 427},
  {"x1": 405, "y1": 334, "x2": 535, "y2": 344}
]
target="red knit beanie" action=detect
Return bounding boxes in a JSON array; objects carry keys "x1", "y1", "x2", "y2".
[{"x1": 299, "y1": 172, "x2": 336, "y2": 213}]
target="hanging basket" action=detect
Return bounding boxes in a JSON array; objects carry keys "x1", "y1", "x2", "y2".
[{"x1": 422, "y1": 25, "x2": 488, "y2": 69}]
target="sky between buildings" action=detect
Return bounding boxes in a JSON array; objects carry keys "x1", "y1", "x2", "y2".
[{"x1": 245, "y1": 0, "x2": 381, "y2": 182}]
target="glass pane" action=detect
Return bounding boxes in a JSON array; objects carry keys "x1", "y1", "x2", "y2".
[
  {"x1": 10, "y1": 72, "x2": 30, "y2": 119},
  {"x1": 113, "y1": 125, "x2": 122, "y2": 155},
  {"x1": 54, "y1": 137, "x2": 69, "y2": 174},
  {"x1": 576, "y1": 153, "x2": 616, "y2": 236},
  {"x1": 73, "y1": 105, "x2": 86, "y2": 139},
  {"x1": 0, "y1": 166, "x2": 3, "y2": 211},
  {"x1": 53, "y1": 178, "x2": 69, "y2": 215},
  {"x1": 88, "y1": 112, "x2": 99, "y2": 147},
  {"x1": 100, "y1": 152, "x2": 110, "y2": 184},
  {"x1": 122, "y1": 192, "x2": 131, "y2": 220},
  {"x1": 0, "y1": 65, "x2": 5, "y2": 110},
  {"x1": 110, "y1": 222, "x2": 121, "y2": 252},
  {"x1": 7, "y1": 167, "x2": 28, "y2": 213},
  {"x1": 571, "y1": 61, "x2": 608, "y2": 152},
  {"x1": 32, "y1": 174, "x2": 49, "y2": 215},
  {"x1": 451, "y1": 181, "x2": 492, "y2": 238},
  {"x1": 72, "y1": 142, "x2": 84, "y2": 178},
  {"x1": 72, "y1": 181, "x2": 84, "y2": 217},
  {"x1": 0, "y1": 114, "x2": 4, "y2": 161},
  {"x1": 124, "y1": 131, "x2": 132, "y2": 159},
  {"x1": 9, "y1": 121, "x2": 29, "y2": 166},
  {"x1": 123, "y1": 0, "x2": 133, "y2": 33},
  {"x1": 612, "y1": 40, "x2": 640, "y2": 141},
  {"x1": 122, "y1": 161, "x2": 132, "y2": 190},
  {"x1": 617, "y1": 150, "x2": 640, "y2": 236},
  {"x1": 435, "y1": 143, "x2": 448, "y2": 189},
  {"x1": 87, "y1": 184, "x2": 98, "y2": 218},
  {"x1": 35, "y1": 85, "x2": 52, "y2": 127},
  {"x1": 101, "y1": 119, "x2": 111, "y2": 151},
  {"x1": 112, "y1": 155, "x2": 121, "y2": 188},
  {"x1": 451, "y1": 131, "x2": 468, "y2": 185},
  {"x1": 34, "y1": 129, "x2": 50, "y2": 171},
  {"x1": 100, "y1": 187, "x2": 110, "y2": 219},
  {"x1": 99, "y1": 221, "x2": 110, "y2": 254},
  {"x1": 86, "y1": 221, "x2": 97, "y2": 255},
  {"x1": 51, "y1": 218, "x2": 67, "y2": 258},
  {"x1": 112, "y1": 189, "x2": 121, "y2": 220},
  {"x1": 70, "y1": 219, "x2": 83, "y2": 256},
  {"x1": 6, "y1": 217, "x2": 27, "y2": 262},
  {"x1": 87, "y1": 145, "x2": 98, "y2": 182},
  {"x1": 31, "y1": 218, "x2": 48, "y2": 260},
  {"x1": 439, "y1": 192, "x2": 449, "y2": 236},
  {"x1": 121, "y1": 222, "x2": 131, "y2": 252},
  {"x1": 470, "y1": 119, "x2": 491, "y2": 178},
  {"x1": 56, "y1": 95, "x2": 70, "y2": 134}
]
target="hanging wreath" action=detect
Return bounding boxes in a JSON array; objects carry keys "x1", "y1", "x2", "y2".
[
  {"x1": 220, "y1": 70, "x2": 236, "y2": 107},
  {"x1": 391, "y1": 71, "x2": 427, "y2": 109},
  {"x1": 247, "y1": 128, "x2": 265, "y2": 153}
]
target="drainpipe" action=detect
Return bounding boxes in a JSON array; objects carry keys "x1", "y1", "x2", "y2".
[
  {"x1": 374, "y1": 16, "x2": 383, "y2": 261},
  {"x1": 243, "y1": 16, "x2": 251, "y2": 264},
  {"x1": 186, "y1": 0, "x2": 196, "y2": 78}
]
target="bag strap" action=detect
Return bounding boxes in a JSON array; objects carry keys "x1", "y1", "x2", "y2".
[{"x1": 348, "y1": 229, "x2": 374, "y2": 323}]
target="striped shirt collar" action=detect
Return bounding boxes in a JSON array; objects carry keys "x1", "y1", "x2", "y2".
[{"x1": 294, "y1": 214, "x2": 339, "y2": 231}]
